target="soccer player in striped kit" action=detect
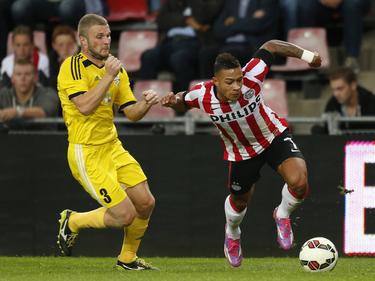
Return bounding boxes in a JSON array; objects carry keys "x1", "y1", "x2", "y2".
[{"x1": 161, "y1": 39, "x2": 322, "y2": 267}]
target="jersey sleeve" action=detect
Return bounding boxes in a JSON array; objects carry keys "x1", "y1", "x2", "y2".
[
  {"x1": 242, "y1": 49, "x2": 273, "y2": 83},
  {"x1": 115, "y1": 68, "x2": 137, "y2": 111},
  {"x1": 183, "y1": 83, "x2": 204, "y2": 109},
  {"x1": 57, "y1": 56, "x2": 89, "y2": 100}
]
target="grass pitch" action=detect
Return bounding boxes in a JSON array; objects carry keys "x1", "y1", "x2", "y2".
[{"x1": 0, "y1": 257, "x2": 374, "y2": 281}]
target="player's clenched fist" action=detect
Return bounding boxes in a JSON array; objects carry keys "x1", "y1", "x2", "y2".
[
  {"x1": 105, "y1": 55, "x2": 122, "y2": 77},
  {"x1": 309, "y1": 52, "x2": 322, "y2": 68},
  {"x1": 143, "y1": 90, "x2": 159, "y2": 105},
  {"x1": 160, "y1": 92, "x2": 177, "y2": 107}
]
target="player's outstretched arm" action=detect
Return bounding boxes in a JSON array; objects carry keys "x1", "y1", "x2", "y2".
[
  {"x1": 260, "y1": 40, "x2": 322, "y2": 68},
  {"x1": 160, "y1": 91, "x2": 188, "y2": 113},
  {"x1": 122, "y1": 89, "x2": 159, "y2": 121}
]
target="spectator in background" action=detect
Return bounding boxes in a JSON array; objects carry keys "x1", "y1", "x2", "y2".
[
  {"x1": 1, "y1": 25, "x2": 50, "y2": 87},
  {"x1": 84, "y1": 0, "x2": 108, "y2": 17},
  {"x1": 278, "y1": 0, "x2": 298, "y2": 40},
  {"x1": 0, "y1": 59, "x2": 58, "y2": 129},
  {"x1": 312, "y1": 67, "x2": 375, "y2": 134},
  {"x1": 11, "y1": 0, "x2": 108, "y2": 28},
  {"x1": 138, "y1": 0, "x2": 223, "y2": 92},
  {"x1": 49, "y1": 25, "x2": 78, "y2": 88},
  {"x1": 299, "y1": 0, "x2": 371, "y2": 73},
  {"x1": 327, "y1": 67, "x2": 375, "y2": 114},
  {"x1": 199, "y1": 0, "x2": 279, "y2": 79}
]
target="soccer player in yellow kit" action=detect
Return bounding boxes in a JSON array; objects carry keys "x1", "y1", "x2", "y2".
[{"x1": 56, "y1": 14, "x2": 159, "y2": 270}]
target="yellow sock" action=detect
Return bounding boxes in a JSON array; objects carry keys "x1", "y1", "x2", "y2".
[
  {"x1": 68, "y1": 207, "x2": 107, "y2": 232},
  {"x1": 118, "y1": 217, "x2": 149, "y2": 263}
]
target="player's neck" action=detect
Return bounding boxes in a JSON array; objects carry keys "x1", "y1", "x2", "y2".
[{"x1": 82, "y1": 51, "x2": 105, "y2": 67}]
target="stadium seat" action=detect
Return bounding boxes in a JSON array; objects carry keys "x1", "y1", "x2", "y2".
[
  {"x1": 106, "y1": 0, "x2": 148, "y2": 22},
  {"x1": 272, "y1": 28, "x2": 330, "y2": 72},
  {"x1": 262, "y1": 79, "x2": 288, "y2": 118},
  {"x1": 118, "y1": 31, "x2": 158, "y2": 72},
  {"x1": 133, "y1": 80, "x2": 175, "y2": 119},
  {"x1": 7, "y1": 31, "x2": 47, "y2": 54}
]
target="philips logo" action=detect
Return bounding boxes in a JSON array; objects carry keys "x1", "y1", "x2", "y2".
[{"x1": 210, "y1": 95, "x2": 261, "y2": 123}]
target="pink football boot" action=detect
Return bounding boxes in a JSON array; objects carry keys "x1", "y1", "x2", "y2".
[
  {"x1": 224, "y1": 226, "x2": 243, "y2": 267},
  {"x1": 273, "y1": 207, "x2": 294, "y2": 250}
]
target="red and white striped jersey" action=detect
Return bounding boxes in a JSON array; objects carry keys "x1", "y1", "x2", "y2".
[{"x1": 183, "y1": 55, "x2": 288, "y2": 161}]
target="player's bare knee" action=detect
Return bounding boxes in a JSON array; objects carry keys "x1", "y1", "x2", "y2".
[
  {"x1": 136, "y1": 195, "x2": 155, "y2": 218},
  {"x1": 287, "y1": 171, "x2": 307, "y2": 187},
  {"x1": 144, "y1": 195, "x2": 155, "y2": 212},
  {"x1": 288, "y1": 174, "x2": 308, "y2": 198}
]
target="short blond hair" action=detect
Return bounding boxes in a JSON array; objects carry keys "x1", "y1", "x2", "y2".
[
  {"x1": 13, "y1": 58, "x2": 34, "y2": 76},
  {"x1": 78, "y1": 14, "x2": 108, "y2": 38}
]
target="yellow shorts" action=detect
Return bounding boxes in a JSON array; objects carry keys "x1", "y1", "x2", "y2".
[{"x1": 67, "y1": 138, "x2": 147, "y2": 208}]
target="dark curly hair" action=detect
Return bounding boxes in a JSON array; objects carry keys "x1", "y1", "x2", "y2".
[{"x1": 214, "y1": 52, "x2": 241, "y2": 74}]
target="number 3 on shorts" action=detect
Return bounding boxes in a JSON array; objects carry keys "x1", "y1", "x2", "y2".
[{"x1": 99, "y1": 188, "x2": 112, "y2": 203}]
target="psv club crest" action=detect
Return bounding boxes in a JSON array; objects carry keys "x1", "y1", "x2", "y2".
[{"x1": 244, "y1": 89, "x2": 255, "y2": 100}]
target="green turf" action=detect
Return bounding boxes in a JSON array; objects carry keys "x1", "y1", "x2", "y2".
[{"x1": 0, "y1": 257, "x2": 374, "y2": 281}]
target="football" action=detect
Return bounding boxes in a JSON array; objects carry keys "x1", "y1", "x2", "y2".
[{"x1": 299, "y1": 237, "x2": 338, "y2": 272}]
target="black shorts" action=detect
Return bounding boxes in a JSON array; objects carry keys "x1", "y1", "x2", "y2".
[{"x1": 228, "y1": 130, "x2": 305, "y2": 195}]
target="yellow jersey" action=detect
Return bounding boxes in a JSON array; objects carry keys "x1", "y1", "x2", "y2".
[{"x1": 58, "y1": 52, "x2": 136, "y2": 145}]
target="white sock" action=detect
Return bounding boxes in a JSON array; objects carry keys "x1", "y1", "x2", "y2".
[
  {"x1": 276, "y1": 184, "x2": 303, "y2": 218},
  {"x1": 224, "y1": 195, "x2": 247, "y2": 239}
]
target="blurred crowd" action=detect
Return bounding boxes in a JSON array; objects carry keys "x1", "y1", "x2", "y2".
[
  {"x1": 0, "y1": 0, "x2": 374, "y2": 133},
  {"x1": 136, "y1": 0, "x2": 372, "y2": 92}
]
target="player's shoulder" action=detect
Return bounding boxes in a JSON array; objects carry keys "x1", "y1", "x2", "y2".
[
  {"x1": 62, "y1": 52, "x2": 85, "y2": 65},
  {"x1": 60, "y1": 53, "x2": 86, "y2": 78},
  {"x1": 119, "y1": 66, "x2": 129, "y2": 78},
  {"x1": 60, "y1": 53, "x2": 77, "y2": 69},
  {"x1": 244, "y1": 49, "x2": 273, "y2": 71},
  {"x1": 190, "y1": 80, "x2": 213, "y2": 93},
  {"x1": 185, "y1": 80, "x2": 213, "y2": 101}
]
